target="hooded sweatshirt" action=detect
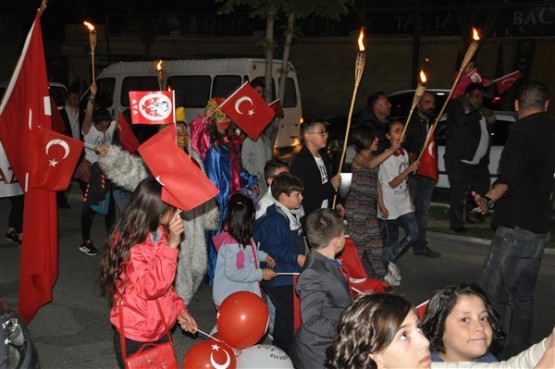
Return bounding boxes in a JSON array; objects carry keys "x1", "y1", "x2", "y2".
[{"x1": 212, "y1": 229, "x2": 269, "y2": 307}]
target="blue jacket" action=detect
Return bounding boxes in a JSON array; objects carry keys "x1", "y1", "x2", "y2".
[{"x1": 253, "y1": 204, "x2": 305, "y2": 287}]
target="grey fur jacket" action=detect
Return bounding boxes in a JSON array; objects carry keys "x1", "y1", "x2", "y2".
[{"x1": 98, "y1": 145, "x2": 219, "y2": 304}]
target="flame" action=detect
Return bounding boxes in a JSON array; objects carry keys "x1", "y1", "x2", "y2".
[
  {"x1": 83, "y1": 21, "x2": 95, "y2": 32},
  {"x1": 167, "y1": 85, "x2": 172, "y2": 91},
  {"x1": 472, "y1": 27, "x2": 480, "y2": 41},
  {"x1": 419, "y1": 69, "x2": 427, "y2": 84},
  {"x1": 157, "y1": 60, "x2": 163, "y2": 71},
  {"x1": 357, "y1": 28, "x2": 365, "y2": 52}
]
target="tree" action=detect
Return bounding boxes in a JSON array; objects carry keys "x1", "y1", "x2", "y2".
[{"x1": 217, "y1": 0, "x2": 353, "y2": 145}]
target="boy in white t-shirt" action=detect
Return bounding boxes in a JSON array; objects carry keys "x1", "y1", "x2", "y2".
[{"x1": 378, "y1": 120, "x2": 420, "y2": 286}]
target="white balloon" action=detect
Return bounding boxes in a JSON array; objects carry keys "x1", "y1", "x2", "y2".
[{"x1": 236, "y1": 345, "x2": 294, "y2": 369}]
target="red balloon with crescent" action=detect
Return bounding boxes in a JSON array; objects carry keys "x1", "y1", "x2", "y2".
[{"x1": 182, "y1": 340, "x2": 236, "y2": 369}]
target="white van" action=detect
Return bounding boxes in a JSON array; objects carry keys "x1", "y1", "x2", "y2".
[
  {"x1": 1, "y1": 81, "x2": 67, "y2": 109},
  {"x1": 90, "y1": 58, "x2": 303, "y2": 148}
]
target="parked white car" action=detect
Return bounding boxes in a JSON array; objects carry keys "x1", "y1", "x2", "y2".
[{"x1": 330, "y1": 89, "x2": 517, "y2": 198}]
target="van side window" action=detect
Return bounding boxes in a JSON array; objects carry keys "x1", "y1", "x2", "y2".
[
  {"x1": 121, "y1": 77, "x2": 158, "y2": 107},
  {"x1": 167, "y1": 76, "x2": 210, "y2": 108},
  {"x1": 283, "y1": 77, "x2": 297, "y2": 108},
  {"x1": 213, "y1": 76, "x2": 242, "y2": 98},
  {"x1": 95, "y1": 78, "x2": 116, "y2": 109}
]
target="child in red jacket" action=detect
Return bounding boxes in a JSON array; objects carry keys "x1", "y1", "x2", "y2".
[{"x1": 98, "y1": 177, "x2": 197, "y2": 368}]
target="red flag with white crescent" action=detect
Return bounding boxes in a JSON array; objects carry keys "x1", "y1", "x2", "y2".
[
  {"x1": 28, "y1": 127, "x2": 83, "y2": 191},
  {"x1": 0, "y1": 11, "x2": 58, "y2": 323},
  {"x1": 129, "y1": 90, "x2": 175, "y2": 124},
  {"x1": 495, "y1": 70, "x2": 522, "y2": 95},
  {"x1": 416, "y1": 133, "x2": 438, "y2": 182},
  {"x1": 219, "y1": 82, "x2": 275, "y2": 140}
]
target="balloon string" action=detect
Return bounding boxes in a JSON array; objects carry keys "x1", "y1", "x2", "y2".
[{"x1": 196, "y1": 328, "x2": 222, "y2": 342}]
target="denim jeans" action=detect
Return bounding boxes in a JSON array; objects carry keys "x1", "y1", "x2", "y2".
[
  {"x1": 480, "y1": 226, "x2": 550, "y2": 359},
  {"x1": 381, "y1": 212, "x2": 419, "y2": 265},
  {"x1": 445, "y1": 162, "x2": 490, "y2": 229},
  {"x1": 409, "y1": 175, "x2": 435, "y2": 253}
]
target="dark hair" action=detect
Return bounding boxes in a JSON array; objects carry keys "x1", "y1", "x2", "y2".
[
  {"x1": 93, "y1": 108, "x2": 112, "y2": 124},
  {"x1": 465, "y1": 82, "x2": 485, "y2": 95},
  {"x1": 225, "y1": 193, "x2": 255, "y2": 248},
  {"x1": 98, "y1": 177, "x2": 173, "y2": 299},
  {"x1": 305, "y1": 208, "x2": 344, "y2": 249},
  {"x1": 250, "y1": 77, "x2": 266, "y2": 89},
  {"x1": 271, "y1": 172, "x2": 304, "y2": 199},
  {"x1": 326, "y1": 294, "x2": 414, "y2": 369},
  {"x1": 351, "y1": 125, "x2": 377, "y2": 153},
  {"x1": 67, "y1": 88, "x2": 80, "y2": 97},
  {"x1": 384, "y1": 119, "x2": 404, "y2": 135},
  {"x1": 301, "y1": 118, "x2": 329, "y2": 138},
  {"x1": 263, "y1": 159, "x2": 289, "y2": 183},
  {"x1": 366, "y1": 91, "x2": 387, "y2": 107},
  {"x1": 518, "y1": 81, "x2": 549, "y2": 110},
  {"x1": 420, "y1": 283, "x2": 505, "y2": 355}
]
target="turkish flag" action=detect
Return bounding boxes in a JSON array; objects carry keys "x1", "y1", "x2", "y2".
[
  {"x1": 28, "y1": 127, "x2": 83, "y2": 191},
  {"x1": 219, "y1": 82, "x2": 275, "y2": 140},
  {"x1": 129, "y1": 90, "x2": 175, "y2": 124},
  {"x1": 416, "y1": 133, "x2": 438, "y2": 182},
  {"x1": 495, "y1": 70, "x2": 522, "y2": 95},
  {"x1": 138, "y1": 125, "x2": 219, "y2": 211},
  {"x1": 117, "y1": 112, "x2": 140, "y2": 153},
  {"x1": 269, "y1": 99, "x2": 284, "y2": 119},
  {"x1": 0, "y1": 12, "x2": 58, "y2": 323}
]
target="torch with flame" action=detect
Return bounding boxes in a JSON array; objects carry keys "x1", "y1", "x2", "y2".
[
  {"x1": 333, "y1": 28, "x2": 366, "y2": 208},
  {"x1": 401, "y1": 69, "x2": 427, "y2": 142},
  {"x1": 417, "y1": 28, "x2": 480, "y2": 160},
  {"x1": 83, "y1": 21, "x2": 97, "y2": 82},
  {"x1": 156, "y1": 60, "x2": 165, "y2": 91}
]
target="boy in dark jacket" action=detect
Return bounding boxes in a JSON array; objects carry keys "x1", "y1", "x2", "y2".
[
  {"x1": 289, "y1": 208, "x2": 352, "y2": 369},
  {"x1": 253, "y1": 172, "x2": 306, "y2": 354}
]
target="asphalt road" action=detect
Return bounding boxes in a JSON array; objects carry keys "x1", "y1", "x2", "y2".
[{"x1": 1, "y1": 186, "x2": 554, "y2": 369}]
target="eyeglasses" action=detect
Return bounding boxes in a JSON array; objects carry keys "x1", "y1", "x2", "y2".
[{"x1": 307, "y1": 130, "x2": 329, "y2": 137}]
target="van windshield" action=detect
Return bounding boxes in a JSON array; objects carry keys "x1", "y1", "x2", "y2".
[
  {"x1": 121, "y1": 77, "x2": 158, "y2": 107},
  {"x1": 168, "y1": 75, "x2": 211, "y2": 108}
]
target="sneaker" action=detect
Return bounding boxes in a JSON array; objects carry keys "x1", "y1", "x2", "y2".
[
  {"x1": 6, "y1": 231, "x2": 20, "y2": 243},
  {"x1": 79, "y1": 240, "x2": 98, "y2": 256},
  {"x1": 384, "y1": 273, "x2": 401, "y2": 286},
  {"x1": 387, "y1": 262, "x2": 402, "y2": 282},
  {"x1": 413, "y1": 247, "x2": 441, "y2": 258}
]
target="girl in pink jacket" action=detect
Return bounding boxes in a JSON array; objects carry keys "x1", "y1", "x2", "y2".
[{"x1": 98, "y1": 177, "x2": 197, "y2": 368}]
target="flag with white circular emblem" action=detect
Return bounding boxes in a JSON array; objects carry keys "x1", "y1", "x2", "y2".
[
  {"x1": 219, "y1": 81, "x2": 275, "y2": 140},
  {"x1": 129, "y1": 90, "x2": 175, "y2": 124},
  {"x1": 28, "y1": 127, "x2": 84, "y2": 191}
]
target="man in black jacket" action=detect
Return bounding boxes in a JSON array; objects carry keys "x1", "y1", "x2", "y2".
[
  {"x1": 473, "y1": 81, "x2": 555, "y2": 358},
  {"x1": 444, "y1": 83, "x2": 495, "y2": 232}
]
